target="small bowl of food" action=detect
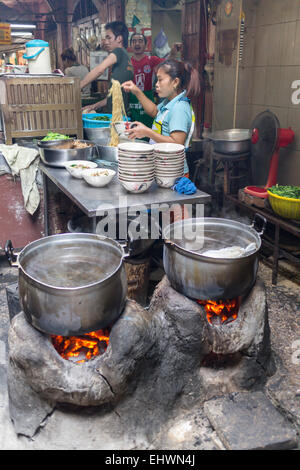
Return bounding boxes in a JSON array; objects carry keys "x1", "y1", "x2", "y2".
[
  {"x1": 82, "y1": 168, "x2": 116, "y2": 187},
  {"x1": 64, "y1": 160, "x2": 98, "y2": 179}
]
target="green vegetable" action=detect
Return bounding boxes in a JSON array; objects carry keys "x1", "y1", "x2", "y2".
[
  {"x1": 269, "y1": 184, "x2": 300, "y2": 199},
  {"x1": 41, "y1": 132, "x2": 71, "y2": 141},
  {"x1": 92, "y1": 116, "x2": 110, "y2": 121}
]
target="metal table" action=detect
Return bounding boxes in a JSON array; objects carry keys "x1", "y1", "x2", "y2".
[{"x1": 40, "y1": 163, "x2": 212, "y2": 235}]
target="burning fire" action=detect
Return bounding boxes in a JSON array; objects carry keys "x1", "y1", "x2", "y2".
[
  {"x1": 197, "y1": 298, "x2": 240, "y2": 325},
  {"x1": 51, "y1": 328, "x2": 110, "y2": 363}
]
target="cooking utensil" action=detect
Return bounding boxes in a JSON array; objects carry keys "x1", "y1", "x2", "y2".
[
  {"x1": 163, "y1": 215, "x2": 266, "y2": 301},
  {"x1": 209, "y1": 129, "x2": 251, "y2": 154},
  {"x1": 38, "y1": 140, "x2": 95, "y2": 167},
  {"x1": 5, "y1": 233, "x2": 128, "y2": 336}
]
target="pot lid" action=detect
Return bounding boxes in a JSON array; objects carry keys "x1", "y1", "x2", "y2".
[
  {"x1": 25, "y1": 39, "x2": 49, "y2": 48},
  {"x1": 250, "y1": 110, "x2": 280, "y2": 186}
]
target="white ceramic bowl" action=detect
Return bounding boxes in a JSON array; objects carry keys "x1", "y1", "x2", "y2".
[
  {"x1": 119, "y1": 173, "x2": 154, "y2": 181},
  {"x1": 119, "y1": 172, "x2": 155, "y2": 179},
  {"x1": 155, "y1": 165, "x2": 184, "y2": 172},
  {"x1": 119, "y1": 149, "x2": 154, "y2": 157},
  {"x1": 64, "y1": 160, "x2": 98, "y2": 179},
  {"x1": 119, "y1": 179, "x2": 153, "y2": 193},
  {"x1": 153, "y1": 143, "x2": 185, "y2": 154},
  {"x1": 155, "y1": 170, "x2": 184, "y2": 177},
  {"x1": 82, "y1": 168, "x2": 116, "y2": 187},
  {"x1": 155, "y1": 153, "x2": 185, "y2": 161},
  {"x1": 119, "y1": 155, "x2": 155, "y2": 164},
  {"x1": 118, "y1": 142, "x2": 154, "y2": 153},
  {"x1": 119, "y1": 163, "x2": 154, "y2": 170},
  {"x1": 155, "y1": 175, "x2": 181, "y2": 188},
  {"x1": 119, "y1": 166, "x2": 155, "y2": 174},
  {"x1": 155, "y1": 160, "x2": 184, "y2": 167}
]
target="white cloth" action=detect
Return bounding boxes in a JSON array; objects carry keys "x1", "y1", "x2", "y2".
[
  {"x1": 0, "y1": 144, "x2": 40, "y2": 215},
  {"x1": 201, "y1": 243, "x2": 257, "y2": 259}
]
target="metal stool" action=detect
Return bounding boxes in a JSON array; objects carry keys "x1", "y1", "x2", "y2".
[{"x1": 210, "y1": 151, "x2": 252, "y2": 196}]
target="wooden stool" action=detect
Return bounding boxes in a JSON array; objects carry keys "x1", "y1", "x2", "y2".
[{"x1": 210, "y1": 151, "x2": 252, "y2": 196}]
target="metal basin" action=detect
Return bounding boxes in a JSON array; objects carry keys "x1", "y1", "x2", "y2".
[
  {"x1": 5, "y1": 233, "x2": 128, "y2": 336},
  {"x1": 209, "y1": 129, "x2": 251, "y2": 154},
  {"x1": 96, "y1": 145, "x2": 118, "y2": 162},
  {"x1": 84, "y1": 127, "x2": 111, "y2": 146},
  {"x1": 38, "y1": 140, "x2": 95, "y2": 167}
]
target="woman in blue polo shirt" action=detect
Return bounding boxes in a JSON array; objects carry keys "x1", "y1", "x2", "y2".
[{"x1": 122, "y1": 59, "x2": 200, "y2": 174}]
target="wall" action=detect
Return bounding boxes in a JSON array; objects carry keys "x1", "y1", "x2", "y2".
[
  {"x1": 152, "y1": 9, "x2": 182, "y2": 49},
  {"x1": 213, "y1": 0, "x2": 300, "y2": 186}
]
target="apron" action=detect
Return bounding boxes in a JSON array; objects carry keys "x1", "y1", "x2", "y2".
[{"x1": 149, "y1": 106, "x2": 195, "y2": 148}]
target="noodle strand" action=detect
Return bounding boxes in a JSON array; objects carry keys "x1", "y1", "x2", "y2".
[{"x1": 108, "y1": 79, "x2": 127, "y2": 146}]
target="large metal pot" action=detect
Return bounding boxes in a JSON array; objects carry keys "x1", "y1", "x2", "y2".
[
  {"x1": 209, "y1": 129, "x2": 251, "y2": 154},
  {"x1": 38, "y1": 139, "x2": 95, "y2": 167},
  {"x1": 163, "y1": 216, "x2": 266, "y2": 301},
  {"x1": 5, "y1": 233, "x2": 127, "y2": 336}
]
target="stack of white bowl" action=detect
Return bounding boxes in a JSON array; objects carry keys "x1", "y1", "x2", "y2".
[
  {"x1": 153, "y1": 143, "x2": 185, "y2": 188},
  {"x1": 118, "y1": 142, "x2": 155, "y2": 193}
]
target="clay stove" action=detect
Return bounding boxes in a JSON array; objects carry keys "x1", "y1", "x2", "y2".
[{"x1": 7, "y1": 275, "x2": 273, "y2": 439}]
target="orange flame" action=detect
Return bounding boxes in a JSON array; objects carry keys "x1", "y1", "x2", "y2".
[
  {"x1": 197, "y1": 298, "x2": 239, "y2": 325},
  {"x1": 51, "y1": 328, "x2": 110, "y2": 363}
]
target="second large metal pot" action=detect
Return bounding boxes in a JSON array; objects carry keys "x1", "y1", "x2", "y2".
[
  {"x1": 5, "y1": 233, "x2": 127, "y2": 336},
  {"x1": 209, "y1": 129, "x2": 251, "y2": 154},
  {"x1": 38, "y1": 139, "x2": 95, "y2": 167},
  {"x1": 163, "y1": 217, "x2": 265, "y2": 301}
]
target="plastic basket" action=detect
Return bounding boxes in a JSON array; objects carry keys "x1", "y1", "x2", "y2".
[
  {"x1": 267, "y1": 189, "x2": 300, "y2": 220},
  {"x1": 82, "y1": 113, "x2": 112, "y2": 128}
]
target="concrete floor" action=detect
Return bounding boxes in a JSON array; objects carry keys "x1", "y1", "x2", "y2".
[{"x1": 0, "y1": 251, "x2": 299, "y2": 450}]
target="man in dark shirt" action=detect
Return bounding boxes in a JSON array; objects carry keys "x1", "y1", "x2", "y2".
[{"x1": 81, "y1": 21, "x2": 133, "y2": 113}]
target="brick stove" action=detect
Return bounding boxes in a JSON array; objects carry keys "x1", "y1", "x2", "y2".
[{"x1": 7, "y1": 275, "x2": 274, "y2": 439}]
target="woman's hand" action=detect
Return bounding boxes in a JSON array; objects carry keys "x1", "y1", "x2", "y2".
[
  {"x1": 122, "y1": 80, "x2": 140, "y2": 96},
  {"x1": 127, "y1": 122, "x2": 150, "y2": 140}
]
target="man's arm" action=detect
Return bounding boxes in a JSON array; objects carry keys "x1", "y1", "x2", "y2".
[{"x1": 80, "y1": 53, "x2": 117, "y2": 89}]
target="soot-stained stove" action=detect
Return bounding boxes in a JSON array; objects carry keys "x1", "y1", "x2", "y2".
[{"x1": 7, "y1": 276, "x2": 274, "y2": 440}]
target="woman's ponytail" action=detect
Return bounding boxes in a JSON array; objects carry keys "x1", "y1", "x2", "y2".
[
  {"x1": 157, "y1": 59, "x2": 201, "y2": 99},
  {"x1": 184, "y1": 62, "x2": 201, "y2": 99}
]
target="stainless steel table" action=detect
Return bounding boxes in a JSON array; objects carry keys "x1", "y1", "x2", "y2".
[{"x1": 40, "y1": 163, "x2": 211, "y2": 235}]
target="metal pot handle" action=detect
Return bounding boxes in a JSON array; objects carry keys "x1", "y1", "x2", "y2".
[
  {"x1": 4, "y1": 240, "x2": 20, "y2": 267},
  {"x1": 250, "y1": 213, "x2": 267, "y2": 236}
]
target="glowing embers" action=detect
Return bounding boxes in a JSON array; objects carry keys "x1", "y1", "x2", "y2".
[
  {"x1": 197, "y1": 298, "x2": 240, "y2": 325},
  {"x1": 51, "y1": 328, "x2": 110, "y2": 363}
]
